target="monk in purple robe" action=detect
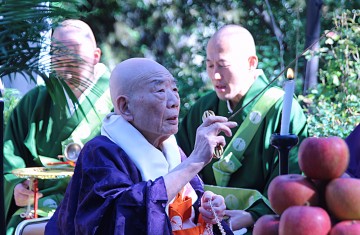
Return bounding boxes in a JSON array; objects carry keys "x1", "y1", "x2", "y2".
[{"x1": 45, "y1": 58, "x2": 237, "y2": 235}]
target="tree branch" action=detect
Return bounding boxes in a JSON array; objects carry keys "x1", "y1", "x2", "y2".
[{"x1": 244, "y1": 0, "x2": 286, "y2": 72}]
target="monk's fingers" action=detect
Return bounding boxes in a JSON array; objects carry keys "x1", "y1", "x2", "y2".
[
  {"x1": 14, "y1": 194, "x2": 32, "y2": 207},
  {"x1": 14, "y1": 181, "x2": 44, "y2": 207},
  {"x1": 202, "y1": 115, "x2": 238, "y2": 133},
  {"x1": 201, "y1": 191, "x2": 215, "y2": 203},
  {"x1": 202, "y1": 114, "x2": 228, "y2": 126},
  {"x1": 211, "y1": 195, "x2": 225, "y2": 208},
  {"x1": 193, "y1": 121, "x2": 235, "y2": 162},
  {"x1": 211, "y1": 206, "x2": 225, "y2": 221},
  {"x1": 211, "y1": 120, "x2": 237, "y2": 138},
  {"x1": 199, "y1": 120, "x2": 237, "y2": 139},
  {"x1": 14, "y1": 184, "x2": 33, "y2": 207},
  {"x1": 209, "y1": 199, "x2": 225, "y2": 218},
  {"x1": 22, "y1": 179, "x2": 30, "y2": 187},
  {"x1": 199, "y1": 206, "x2": 215, "y2": 222},
  {"x1": 199, "y1": 205, "x2": 225, "y2": 224},
  {"x1": 14, "y1": 182, "x2": 33, "y2": 196}
]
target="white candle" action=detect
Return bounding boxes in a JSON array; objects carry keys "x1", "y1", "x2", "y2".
[{"x1": 280, "y1": 69, "x2": 295, "y2": 135}]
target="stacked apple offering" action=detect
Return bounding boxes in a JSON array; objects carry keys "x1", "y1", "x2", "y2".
[{"x1": 253, "y1": 136, "x2": 360, "y2": 235}]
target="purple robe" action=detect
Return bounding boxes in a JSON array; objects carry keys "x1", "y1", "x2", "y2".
[
  {"x1": 346, "y1": 124, "x2": 360, "y2": 178},
  {"x1": 45, "y1": 136, "x2": 205, "y2": 235}
]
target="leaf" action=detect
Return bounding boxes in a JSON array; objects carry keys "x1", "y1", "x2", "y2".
[
  {"x1": 0, "y1": 0, "x2": 90, "y2": 110},
  {"x1": 325, "y1": 38, "x2": 334, "y2": 45}
]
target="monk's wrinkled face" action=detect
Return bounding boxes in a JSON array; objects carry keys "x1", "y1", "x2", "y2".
[{"x1": 128, "y1": 72, "x2": 180, "y2": 145}]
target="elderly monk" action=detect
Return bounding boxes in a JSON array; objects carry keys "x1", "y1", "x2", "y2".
[{"x1": 45, "y1": 58, "x2": 237, "y2": 235}]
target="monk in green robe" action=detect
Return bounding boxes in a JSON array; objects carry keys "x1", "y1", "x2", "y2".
[
  {"x1": 3, "y1": 19, "x2": 113, "y2": 234},
  {"x1": 176, "y1": 25, "x2": 308, "y2": 234}
]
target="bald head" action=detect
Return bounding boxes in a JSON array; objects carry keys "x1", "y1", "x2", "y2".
[
  {"x1": 205, "y1": 25, "x2": 259, "y2": 107},
  {"x1": 207, "y1": 24, "x2": 256, "y2": 57},
  {"x1": 110, "y1": 58, "x2": 173, "y2": 113},
  {"x1": 53, "y1": 19, "x2": 97, "y2": 49}
]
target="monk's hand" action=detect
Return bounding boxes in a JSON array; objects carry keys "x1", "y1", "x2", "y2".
[
  {"x1": 224, "y1": 209, "x2": 255, "y2": 231},
  {"x1": 199, "y1": 191, "x2": 226, "y2": 224},
  {"x1": 14, "y1": 180, "x2": 43, "y2": 207},
  {"x1": 192, "y1": 115, "x2": 237, "y2": 165}
]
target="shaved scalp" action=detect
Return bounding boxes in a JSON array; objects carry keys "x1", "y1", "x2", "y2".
[
  {"x1": 110, "y1": 58, "x2": 172, "y2": 109},
  {"x1": 53, "y1": 19, "x2": 97, "y2": 48},
  {"x1": 208, "y1": 24, "x2": 256, "y2": 56}
]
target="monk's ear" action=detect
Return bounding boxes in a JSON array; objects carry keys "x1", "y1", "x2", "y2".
[
  {"x1": 93, "y1": 48, "x2": 101, "y2": 65},
  {"x1": 116, "y1": 96, "x2": 133, "y2": 121},
  {"x1": 248, "y1": 55, "x2": 258, "y2": 70}
]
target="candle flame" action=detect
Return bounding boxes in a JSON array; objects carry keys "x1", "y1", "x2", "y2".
[{"x1": 286, "y1": 68, "x2": 294, "y2": 80}]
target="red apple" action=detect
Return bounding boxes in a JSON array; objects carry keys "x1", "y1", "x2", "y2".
[
  {"x1": 326, "y1": 178, "x2": 360, "y2": 220},
  {"x1": 253, "y1": 214, "x2": 280, "y2": 235},
  {"x1": 279, "y1": 206, "x2": 331, "y2": 235},
  {"x1": 298, "y1": 136, "x2": 349, "y2": 180},
  {"x1": 268, "y1": 174, "x2": 319, "y2": 215},
  {"x1": 330, "y1": 220, "x2": 360, "y2": 235}
]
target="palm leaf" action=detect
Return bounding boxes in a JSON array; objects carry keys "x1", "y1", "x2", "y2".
[{"x1": 0, "y1": 0, "x2": 90, "y2": 111}]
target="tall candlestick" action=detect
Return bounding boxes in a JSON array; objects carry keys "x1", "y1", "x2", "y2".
[{"x1": 280, "y1": 68, "x2": 295, "y2": 135}]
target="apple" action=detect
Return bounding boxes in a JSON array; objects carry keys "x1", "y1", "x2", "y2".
[
  {"x1": 279, "y1": 206, "x2": 331, "y2": 235},
  {"x1": 253, "y1": 214, "x2": 280, "y2": 235},
  {"x1": 326, "y1": 178, "x2": 360, "y2": 220},
  {"x1": 330, "y1": 220, "x2": 360, "y2": 235},
  {"x1": 268, "y1": 174, "x2": 319, "y2": 215},
  {"x1": 298, "y1": 136, "x2": 349, "y2": 180}
]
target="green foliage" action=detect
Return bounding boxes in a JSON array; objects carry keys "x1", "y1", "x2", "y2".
[
  {"x1": 2, "y1": 88, "x2": 22, "y2": 126},
  {"x1": 300, "y1": 10, "x2": 360, "y2": 138},
  {"x1": 82, "y1": 0, "x2": 309, "y2": 119}
]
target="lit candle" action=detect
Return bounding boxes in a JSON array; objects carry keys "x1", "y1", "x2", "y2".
[{"x1": 280, "y1": 68, "x2": 295, "y2": 135}]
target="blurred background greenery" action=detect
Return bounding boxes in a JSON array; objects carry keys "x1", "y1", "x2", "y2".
[{"x1": 1, "y1": 0, "x2": 359, "y2": 137}]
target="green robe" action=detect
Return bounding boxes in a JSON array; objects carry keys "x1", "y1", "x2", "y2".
[
  {"x1": 4, "y1": 71, "x2": 113, "y2": 234},
  {"x1": 176, "y1": 71, "x2": 308, "y2": 231}
]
